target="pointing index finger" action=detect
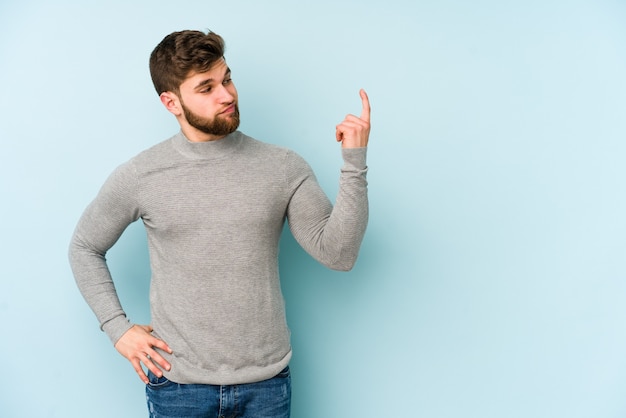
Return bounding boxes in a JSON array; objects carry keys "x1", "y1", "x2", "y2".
[{"x1": 359, "y1": 89, "x2": 371, "y2": 122}]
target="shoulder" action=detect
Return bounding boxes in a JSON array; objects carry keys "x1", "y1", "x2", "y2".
[
  {"x1": 236, "y1": 133, "x2": 314, "y2": 185},
  {"x1": 99, "y1": 135, "x2": 179, "y2": 188},
  {"x1": 238, "y1": 132, "x2": 287, "y2": 155},
  {"x1": 238, "y1": 132, "x2": 309, "y2": 167},
  {"x1": 130, "y1": 135, "x2": 177, "y2": 168}
]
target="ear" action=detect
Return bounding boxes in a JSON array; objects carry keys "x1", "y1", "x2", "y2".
[{"x1": 159, "y1": 91, "x2": 182, "y2": 116}]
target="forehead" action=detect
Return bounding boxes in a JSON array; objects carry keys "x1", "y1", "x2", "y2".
[{"x1": 182, "y1": 58, "x2": 229, "y2": 86}]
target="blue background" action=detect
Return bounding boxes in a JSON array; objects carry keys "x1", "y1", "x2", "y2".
[{"x1": 1, "y1": 1, "x2": 626, "y2": 417}]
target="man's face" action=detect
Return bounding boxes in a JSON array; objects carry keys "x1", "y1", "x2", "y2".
[{"x1": 177, "y1": 58, "x2": 240, "y2": 140}]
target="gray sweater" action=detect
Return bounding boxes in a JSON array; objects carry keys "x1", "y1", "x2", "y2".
[{"x1": 69, "y1": 130, "x2": 368, "y2": 385}]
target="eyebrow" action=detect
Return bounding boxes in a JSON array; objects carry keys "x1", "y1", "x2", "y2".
[{"x1": 194, "y1": 67, "x2": 231, "y2": 91}]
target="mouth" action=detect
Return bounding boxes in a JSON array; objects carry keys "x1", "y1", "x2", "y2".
[{"x1": 220, "y1": 104, "x2": 237, "y2": 115}]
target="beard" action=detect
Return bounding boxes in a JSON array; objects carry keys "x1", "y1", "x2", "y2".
[{"x1": 181, "y1": 102, "x2": 240, "y2": 137}]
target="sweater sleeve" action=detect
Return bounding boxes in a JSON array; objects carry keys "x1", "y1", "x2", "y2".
[
  {"x1": 68, "y1": 161, "x2": 142, "y2": 344},
  {"x1": 285, "y1": 148, "x2": 369, "y2": 271}
]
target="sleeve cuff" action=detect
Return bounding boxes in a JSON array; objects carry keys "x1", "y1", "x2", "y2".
[
  {"x1": 101, "y1": 315, "x2": 133, "y2": 345},
  {"x1": 341, "y1": 147, "x2": 368, "y2": 171}
]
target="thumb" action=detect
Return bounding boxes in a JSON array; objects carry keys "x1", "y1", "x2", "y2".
[{"x1": 139, "y1": 324, "x2": 153, "y2": 333}]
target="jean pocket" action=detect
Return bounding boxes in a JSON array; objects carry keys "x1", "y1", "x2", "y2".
[
  {"x1": 275, "y1": 366, "x2": 290, "y2": 379},
  {"x1": 146, "y1": 370, "x2": 174, "y2": 389}
]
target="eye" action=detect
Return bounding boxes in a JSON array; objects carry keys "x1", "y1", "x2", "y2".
[{"x1": 223, "y1": 78, "x2": 232, "y2": 85}]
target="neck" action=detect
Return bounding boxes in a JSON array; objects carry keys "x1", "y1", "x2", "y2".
[
  {"x1": 180, "y1": 123, "x2": 227, "y2": 143},
  {"x1": 173, "y1": 130, "x2": 242, "y2": 161}
]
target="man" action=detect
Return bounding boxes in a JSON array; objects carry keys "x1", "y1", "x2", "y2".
[{"x1": 69, "y1": 29, "x2": 370, "y2": 417}]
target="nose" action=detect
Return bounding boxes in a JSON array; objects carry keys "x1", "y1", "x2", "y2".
[{"x1": 217, "y1": 82, "x2": 236, "y2": 103}]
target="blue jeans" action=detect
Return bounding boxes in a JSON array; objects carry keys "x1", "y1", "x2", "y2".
[{"x1": 145, "y1": 367, "x2": 291, "y2": 418}]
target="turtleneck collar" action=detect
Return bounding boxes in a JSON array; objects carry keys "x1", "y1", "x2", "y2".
[{"x1": 172, "y1": 130, "x2": 244, "y2": 160}]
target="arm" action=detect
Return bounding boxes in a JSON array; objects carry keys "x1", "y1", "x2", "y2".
[
  {"x1": 286, "y1": 90, "x2": 371, "y2": 270},
  {"x1": 68, "y1": 162, "x2": 171, "y2": 383},
  {"x1": 69, "y1": 162, "x2": 140, "y2": 342}
]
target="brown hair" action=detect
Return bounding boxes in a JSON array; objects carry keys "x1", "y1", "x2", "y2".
[{"x1": 149, "y1": 30, "x2": 226, "y2": 95}]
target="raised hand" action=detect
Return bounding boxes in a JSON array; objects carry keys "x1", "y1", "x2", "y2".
[
  {"x1": 335, "y1": 89, "x2": 371, "y2": 148},
  {"x1": 114, "y1": 324, "x2": 173, "y2": 384}
]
